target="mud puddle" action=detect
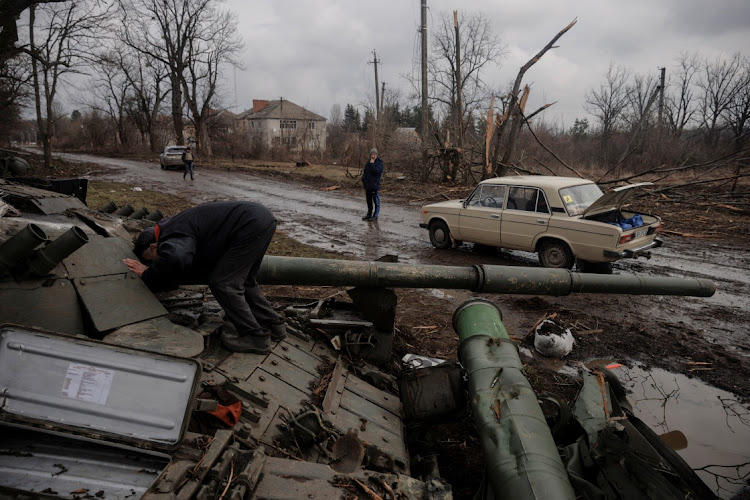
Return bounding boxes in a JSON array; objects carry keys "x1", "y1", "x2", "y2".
[{"x1": 611, "y1": 363, "x2": 750, "y2": 498}]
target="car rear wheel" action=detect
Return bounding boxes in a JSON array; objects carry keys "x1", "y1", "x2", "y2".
[
  {"x1": 429, "y1": 220, "x2": 452, "y2": 249},
  {"x1": 160, "y1": 163, "x2": 166, "y2": 169},
  {"x1": 538, "y1": 240, "x2": 574, "y2": 269}
]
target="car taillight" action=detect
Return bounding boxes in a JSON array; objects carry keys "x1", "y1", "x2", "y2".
[
  {"x1": 422, "y1": 210, "x2": 428, "y2": 214},
  {"x1": 647, "y1": 224, "x2": 661, "y2": 235},
  {"x1": 619, "y1": 233, "x2": 635, "y2": 244}
]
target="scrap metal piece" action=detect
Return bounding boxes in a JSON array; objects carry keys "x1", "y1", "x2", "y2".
[
  {"x1": 105, "y1": 316, "x2": 203, "y2": 358},
  {"x1": 399, "y1": 362, "x2": 466, "y2": 422},
  {"x1": 0, "y1": 181, "x2": 87, "y2": 214}
]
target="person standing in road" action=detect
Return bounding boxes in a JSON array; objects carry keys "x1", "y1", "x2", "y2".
[
  {"x1": 123, "y1": 201, "x2": 287, "y2": 354},
  {"x1": 182, "y1": 147, "x2": 194, "y2": 180},
  {"x1": 361, "y1": 148, "x2": 383, "y2": 221}
]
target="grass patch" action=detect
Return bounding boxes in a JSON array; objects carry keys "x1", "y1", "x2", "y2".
[
  {"x1": 87, "y1": 181, "x2": 343, "y2": 260},
  {"x1": 212, "y1": 158, "x2": 358, "y2": 185},
  {"x1": 87, "y1": 181, "x2": 194, "y2": 217}
]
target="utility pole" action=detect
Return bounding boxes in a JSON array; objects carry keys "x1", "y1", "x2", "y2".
[
  {"x1": 421, "y1": 0, "x2": 428, "y2": 174},
  {"x1": 381, "y1": 81, "x2": 386, "y2": 116},
  {"x1": 372, "y1": 50, "x2": 380, "y2": 121},
  {"x1": 658, "y1": 67, "x2": 666, "y2": 131}
]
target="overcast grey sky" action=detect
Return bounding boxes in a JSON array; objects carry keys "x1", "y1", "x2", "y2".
[{"x1": 223, "y1": 0, "x2": 749, "y2": 128}]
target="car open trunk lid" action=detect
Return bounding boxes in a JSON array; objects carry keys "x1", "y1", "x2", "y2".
[{"x1": 582, "y1": 182, "x2": 652, "y2": 217}]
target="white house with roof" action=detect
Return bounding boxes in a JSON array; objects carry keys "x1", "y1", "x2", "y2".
[{"x1": 237, "y1": 99, "x2": 327, "y2": 152}]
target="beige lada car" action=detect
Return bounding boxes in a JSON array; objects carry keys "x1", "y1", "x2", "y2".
[{"x1": 419, "y1": 175, "x2": 663, "y2": 270}]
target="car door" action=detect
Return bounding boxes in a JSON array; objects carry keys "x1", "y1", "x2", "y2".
[
  {"x1": 457, "y1": 184, "x2": 506, "y2": 244},
  {"x1": 500, "y1": 187, "x2": 550, "y2": 250}
]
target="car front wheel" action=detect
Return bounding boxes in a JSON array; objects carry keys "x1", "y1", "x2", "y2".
[
  {"x1": 429, "y1": 220, "x2": 452, "y2": 249},
  {"x1": 538, "y1": 240, "x2": 574, "y2": 269}
]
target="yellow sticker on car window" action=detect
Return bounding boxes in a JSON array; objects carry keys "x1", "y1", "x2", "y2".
[{"x1": 563, "y1": 195, "x2": 573, "y2": 203}]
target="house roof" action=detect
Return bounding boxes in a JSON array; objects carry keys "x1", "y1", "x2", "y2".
[{"x1": 241, "y1": 100, "x2": 326, "y2": 122}]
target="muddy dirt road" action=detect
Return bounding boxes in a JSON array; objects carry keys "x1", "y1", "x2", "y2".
[
  {"x1": 66, "y1": 151, "x2": 750, "y2": 352},
  {"x1": 49, "y1": 151, "x2": 750, "y2": 497}
]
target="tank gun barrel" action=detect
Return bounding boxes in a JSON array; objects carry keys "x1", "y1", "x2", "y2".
[{"x1": 259, "y1": 256, "x2": 715, "y2": 297}]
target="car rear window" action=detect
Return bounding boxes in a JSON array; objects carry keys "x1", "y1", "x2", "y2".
[
  {"x1": 166, "y1": 147, "x2": 186, "y2": 154},
  {"x1": 559, "y1": 183, "x2": 604, "y2": 216}
]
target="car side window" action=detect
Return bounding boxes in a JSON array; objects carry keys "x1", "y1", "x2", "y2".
[
  {"x1": 536, "y1": 191, "x2": 550, "y2": 213},
  {"x1": 508, "y1": 187, "x2": 530, "y2": 210},
  {"x1": 479, "y1": 185, "x2": 505, "y2": 208},
  {"x1": 466, "y1": 186, "x2": 482, "y2": 206}
]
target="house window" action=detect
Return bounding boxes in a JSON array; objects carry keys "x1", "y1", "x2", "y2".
[
  {"x1": 308, "y1": 122, "x2": 315, "y2": 130},
  {"x1": 280, "y1": 119, "x2": 297, "y2": 129}
]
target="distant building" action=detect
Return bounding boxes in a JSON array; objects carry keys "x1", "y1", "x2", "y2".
[{"x1": 237, "y1": 99, "x2": 327, "y2": 151}]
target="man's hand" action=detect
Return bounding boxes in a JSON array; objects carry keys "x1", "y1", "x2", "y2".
[{"x1": 123, "y1": 258, "x2": 147, "y2": 277}]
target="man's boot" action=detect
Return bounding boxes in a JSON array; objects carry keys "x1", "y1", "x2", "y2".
[
  {"x1": 222, "y1": 332, "x2": 271, "y2": 354},
  {"x1": 267, "y1": 322, "x2": 287, "y2": 341}
]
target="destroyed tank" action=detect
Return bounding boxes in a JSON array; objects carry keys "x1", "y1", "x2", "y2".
[{"x1": 0, "y1": 178, "x2": 718, "y2": 500}]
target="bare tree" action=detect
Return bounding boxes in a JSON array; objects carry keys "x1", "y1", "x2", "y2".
[
  {"x1": 696, "y1": 53, "x2": 743, "y2": 146},
  {"x1": 0, "y1": 0, "x2": 67, "y2": 68},
  {"x1": 118, "y1": 49, "x2": 170, "y2": 152},
  {"x1": 624, "y1": 72, "x2": 659, "y2": 131},
  {"x1": 491, "y1": 19, "x2": 576, "y2": 178},
  {"x1": 725, "y1": 55, "x2": 750, "y2": 149},
  {"x1": 118, "y1": 0, "x2": 242, "y2": 155},
  {"x1": 429, "y1": 11, "x2": 505, "y2": 152},
  {"x1": 329, "y1": 104, "x2": 342, "y2": 127},
  {"x1": 181, "y1": 4, "x2": 243, "y2": 156},
  {"x1": 89, "y1": 52, "x2": 132, "y2": 149},
  {"x1": 118, "y1": 0, "x2": 210, "y2": 148},
  {"x1": 585, "y1": 63, "x2": 631, "y2": 145},
  {"x1": 665, "y1": 52, "x2": 699, "y2": 138},
  {"x1": 23, "y1": 0, "x2": 111, "y2": 167}
]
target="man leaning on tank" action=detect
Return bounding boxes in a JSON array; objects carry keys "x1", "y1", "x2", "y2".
[{"x1": 123, "y1": 201, "x2": 286, "y2": 354}]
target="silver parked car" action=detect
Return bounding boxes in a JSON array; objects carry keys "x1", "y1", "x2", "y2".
[
  {"x1": 159, "y1": 145, "x2": 187, "y2": 170},
  {"x1": 420, "y1": 175, "x2": 663, "y2": 270}
]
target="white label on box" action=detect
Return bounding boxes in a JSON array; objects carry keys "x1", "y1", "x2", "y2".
[{"x1": 61, "y1": 363, "x2": 114, "y2": 405}]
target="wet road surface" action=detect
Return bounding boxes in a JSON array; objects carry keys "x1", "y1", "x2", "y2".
[{"x1": 58, "y1": 151, "x2": 750, "y2": 356}]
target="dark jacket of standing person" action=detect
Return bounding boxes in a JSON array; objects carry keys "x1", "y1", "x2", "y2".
[{"x1": 362, "y1": 155, "x2": 383, "y2": 190}]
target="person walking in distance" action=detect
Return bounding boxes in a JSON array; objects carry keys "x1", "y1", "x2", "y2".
[
  {"x1": 361, "y1": 148, "x2": 383, "y2": 221},
  {"x1": 123, "y1": 201, "x2": 287, "y2": 354},
  {"x1": 182, "y1": 147, "x2": 194, "y2": 180}
]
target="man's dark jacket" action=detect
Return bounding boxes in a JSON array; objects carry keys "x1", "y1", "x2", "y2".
[
  {"x1": 141, "y1": 202, "x2": 275, "y2": 291},
  {"x1": 361, "y1": 157, "x2": 383, "y2": 190}
]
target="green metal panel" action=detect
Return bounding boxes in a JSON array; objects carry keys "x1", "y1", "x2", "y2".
[
  {"x1": 274, "y1": 342, "x2": 323, "y2": 376},
  {"x1": 218, "y1": 351, "x2": 268, "y2": 380},
  {"x1": 260, "y1": 354, "x2": 318, "y2": 391},
  {"x1": 74, "y1": 273, "x2": 167, "y2": 332},
  {"x1": 64, "y1": 234, "x2": 135, "y2": 278},
  {"x1": 0, "y1": 279, "x2": 83, "y2": 335},
  {"x1": 246, "y1": 368, "x2": 309, "y2": 410}
]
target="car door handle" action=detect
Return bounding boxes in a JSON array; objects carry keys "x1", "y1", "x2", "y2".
[
  {"x1": 491, "y1": 214, "x2": 500, "y2": 219},
  {"x1": 537, "y1": 218, "x2": 547, "y2": 224}
]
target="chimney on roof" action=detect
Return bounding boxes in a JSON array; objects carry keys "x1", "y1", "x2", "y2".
[{"x1": 253, "y1": 100, "x2": 269, "y2": 113}]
